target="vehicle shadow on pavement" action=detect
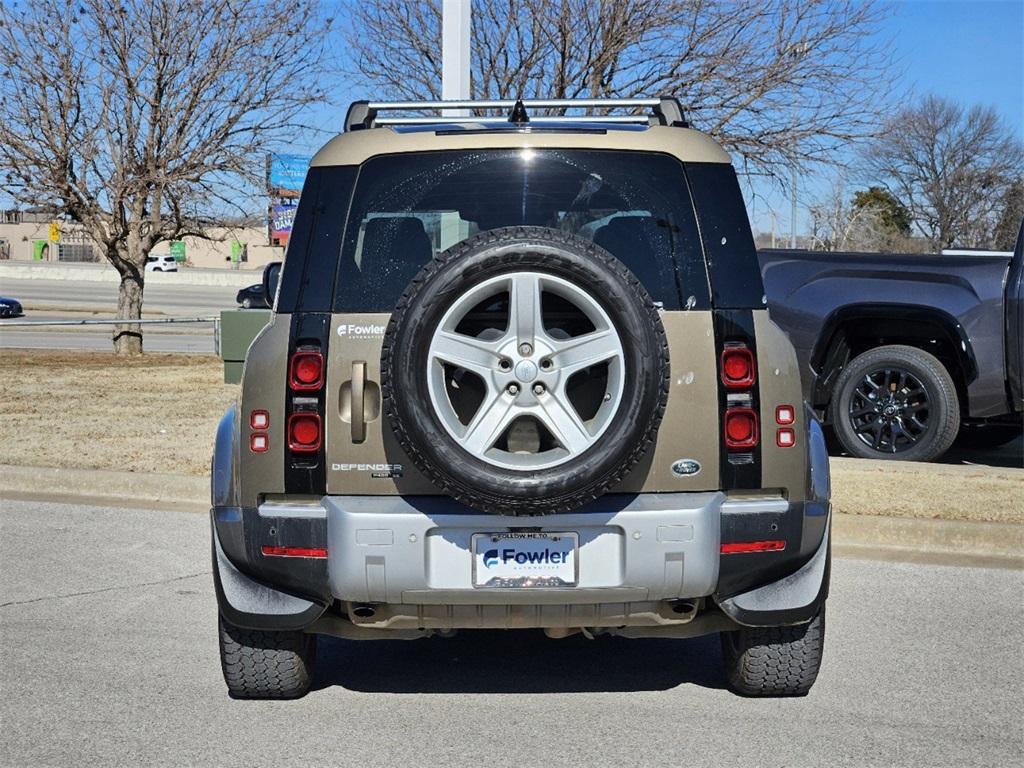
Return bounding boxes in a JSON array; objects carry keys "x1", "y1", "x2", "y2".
[{"x1": 311, "y1": 630, "x2": 726, "y2": 694}]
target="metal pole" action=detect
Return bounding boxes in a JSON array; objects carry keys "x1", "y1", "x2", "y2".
[
  {"x1": 790, "y1": 164, "x2": 798, "y2": 249},
  {"x1": 442, "y1": 0, "x2": 471, "y2": 117}
]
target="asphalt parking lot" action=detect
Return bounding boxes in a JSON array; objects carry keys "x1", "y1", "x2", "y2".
[{"x1": 1, "y1": 498, "x2": 1022, "y2": 768}]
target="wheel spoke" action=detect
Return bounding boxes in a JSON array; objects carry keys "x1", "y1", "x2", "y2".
[
  {"x1": 431, "y1": 330, "x2": 502, "y2": 377},
  {"x1": 508, "y1": 273, "x2": 543, "y2": 349},
  {"x1": 461, "y1": 394, "x2": 518, "y2": 455},
  {"x1": 551, "y1": 329, "x2": 620, "y2": 376},
  {"x1": 535, "y1": 392, "x2": 593, "y2": 455}
]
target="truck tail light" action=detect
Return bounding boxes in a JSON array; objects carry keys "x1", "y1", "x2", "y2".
[
  {"x1": 288, "y1": 412, "x2": 322, "y2": 452},
  {"x1": 775, "y1": 404, "x2": 795, "y2": 425},
  {"x1": 720, "y1": 343, "x2": 755, "y2": 389},
  {"x1": 289, "y1": 349, "x2": 324, "y2": 391},
  {"x1": 724, "y1": 407, "x2": 758, "y2": 450},
  {"x1": 249, "y1": 433, "x2": 269, "y2": 453}
]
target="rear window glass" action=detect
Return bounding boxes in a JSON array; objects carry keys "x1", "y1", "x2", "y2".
[{"x1": 333, "y1": 149, "x2": 710, "y2": 312}]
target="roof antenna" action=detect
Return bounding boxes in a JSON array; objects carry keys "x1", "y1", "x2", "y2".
[{"x1": 507, "y1": 98, "x2": 529, "y2": 124}]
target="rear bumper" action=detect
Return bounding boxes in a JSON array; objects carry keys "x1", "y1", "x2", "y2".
[{"x1": 212, "y1": 493, "x2": 830, "y2": 633}]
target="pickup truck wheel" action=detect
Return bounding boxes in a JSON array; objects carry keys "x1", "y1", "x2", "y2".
[
  {"x1": 720, "y1": 608, "x2": 825, "y2": 697},
  {"x1": 218, "y1": 616, "x2": 316, "y2": 699},
  {"x1": 382, "y1": 226, "x2": 669, "y2": 515},
  {"x1": 830, "y1": 345, "x2": 959, "y2": 462}
]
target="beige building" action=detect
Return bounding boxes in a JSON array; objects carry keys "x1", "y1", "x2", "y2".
[{"x1": 0, "y1": 219, "x2": 283, "y2": 270}]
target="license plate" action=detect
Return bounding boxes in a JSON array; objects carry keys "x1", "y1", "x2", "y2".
[{"x1": 472, "y1": 532, "x2": 578, "y2": 588}]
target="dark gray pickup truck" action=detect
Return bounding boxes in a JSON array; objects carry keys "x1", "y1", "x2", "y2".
[{"x1": 759, "y1": 222, "x2": 1023, "y2": 462}]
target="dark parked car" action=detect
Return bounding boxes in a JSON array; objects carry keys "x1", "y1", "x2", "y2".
[
  {"x1": 235, "y1": 284, "x2": 269, "y2": 309},
  {"x1": 759, "y1": 220, "x2": 1023, "y2": 462},
  {"x1": 0, "y1": 296, "x2": 24, "y2": 318}
]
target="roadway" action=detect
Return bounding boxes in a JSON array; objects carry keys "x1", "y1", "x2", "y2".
[
  {"x1": 1, "y1": 498, "x2": 1021, "y2": 767},
  {"x1": 0, "y1": 277, "x2": 246, "y2": 353}
]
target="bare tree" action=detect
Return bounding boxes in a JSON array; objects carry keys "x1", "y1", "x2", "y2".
[
  {"x1": 992, "y1": 180, "x2": 1024, "y2": 251},
  {"x1": 865, "y1": 95, "x2": 1024, "y2": 252},
  {"x1": 0, "y1": 0, "x2": 333, "y2": 354},
  {"x1": 809, "y1": 179, "x2": 915, "y2": 252},
  {"x1": 346, "y1": 0, "x2": 896, "y2": 178}
]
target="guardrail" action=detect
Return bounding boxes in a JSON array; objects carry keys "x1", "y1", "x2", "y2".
[{"x1": 0, "y1": 316, "x2": 222, "y2": 354}]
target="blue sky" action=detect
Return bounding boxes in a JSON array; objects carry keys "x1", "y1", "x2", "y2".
[
  {"x1": 295, "y1": 0, "x2": 1024, "y2": 236},
  {"x1": 746, "y1": 0, "x2": 1024, "y2": 234}
]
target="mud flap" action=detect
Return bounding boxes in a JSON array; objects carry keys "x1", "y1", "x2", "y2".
[
  {"x1": 716, "y1": 515, "x2": 830, "y2": 627},
  {"x1": 212, "y1": 521, "x2": 326, "y2": 631}
]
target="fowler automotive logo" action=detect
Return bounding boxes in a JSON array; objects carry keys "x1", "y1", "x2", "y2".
[
  {"x1": 337, "y1": 323, "x2": 387, "y2": 340},
  {"x1": 481, "y1": 546, "x2": 569, "y2": 568}
]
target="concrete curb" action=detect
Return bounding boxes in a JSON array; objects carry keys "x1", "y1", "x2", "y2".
[
  {"x1": 0, "y1": 464, "x2": 207, "y2": 510},
  {"x1": 2, "y1": 463, "x2": 1020, "y2": 566}
]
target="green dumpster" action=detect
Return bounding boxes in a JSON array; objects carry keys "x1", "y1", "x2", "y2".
[{"x1": 220, "y1": 309, "x2": 271, "y2": 383}]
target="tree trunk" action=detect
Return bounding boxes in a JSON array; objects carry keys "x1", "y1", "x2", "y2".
[{"x1": 113, "y1": 261, "x2": 145, "y2": 356}]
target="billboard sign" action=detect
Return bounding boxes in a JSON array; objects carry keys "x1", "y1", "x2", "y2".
[
  {"x1": 271, "y1": 202, "x2": 299, "y2": 247},
  {"x1": 268, "y1": 154, "x2": 309, "y2": 196}
]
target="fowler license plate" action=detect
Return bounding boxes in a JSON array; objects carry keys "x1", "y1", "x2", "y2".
[{"x1": 472, "y1": 532, "x2": 578, "y2": 588}]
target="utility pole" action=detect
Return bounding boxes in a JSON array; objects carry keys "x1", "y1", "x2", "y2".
[
  {"x1": 790, "y1": 165, "x2": 798, "y2": 249},
  {"x1": 442, "y1": 0, "x2": 471, "y2": 116}
]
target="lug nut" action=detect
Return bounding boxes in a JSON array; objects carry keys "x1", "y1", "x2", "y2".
[
  {"x1": 507, "y1": 383, "x2": 520, "y2": 395},
  {"x1": 519, "y1": 343, "x2": 533, "y2": 356},
  {"x1": 533, "y1": 383, "x2": 545, "y2": 395}
]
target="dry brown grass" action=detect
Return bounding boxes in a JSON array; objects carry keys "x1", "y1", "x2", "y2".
[
  {"x1": 0, "y1": 349, "x2": 1020, "y2": 524},
  {"x1": 831, "y1": 458, "x2": 1023, "y2": 524},
  {"x1": 0, "y1": 349, "x2": 236, "y2": 476}
]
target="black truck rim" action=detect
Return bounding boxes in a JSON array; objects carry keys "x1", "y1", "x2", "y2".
[{"x1": 848, "y1": 367, "x2": 931, "y2": 453}]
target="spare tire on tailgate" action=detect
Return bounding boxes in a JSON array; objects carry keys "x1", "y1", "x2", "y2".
[{"x1": 381, "y1": 226, "x2": 669, "y2": 514}]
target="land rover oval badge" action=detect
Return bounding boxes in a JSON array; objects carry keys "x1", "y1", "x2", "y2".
[{"x1": 671, "y1": 459, "x2": 701, "y2": 477}]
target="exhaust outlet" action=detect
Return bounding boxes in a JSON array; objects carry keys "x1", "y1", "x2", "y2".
[{"x1": 351, "y1": 603, "x2": 376, "y2": 619}]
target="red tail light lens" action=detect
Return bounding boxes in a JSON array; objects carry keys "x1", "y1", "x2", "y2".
[
  {"x1": 261, "y1": 545, "x2": 328, "y2": 559},
  {"x1": 777, "y1": 427, "x2": 796, "y2": 447},
  {"x1": 289, "y1": 350, "x2": 324, "y2": 391},
  {"x1": 250, "y1": 433, "x2": 269, "y2": 453},
  {"x1": 287, "y1": 412, "x2": 322, "y2": 452},
  {"x1": 250, "y1": 410, "x2": 269, "y2": 430},
  {"x1": 720, "y1": 344, "x2": 755, "y2": 388},
  {"x1": 721, "y1": 540, "x2": 786, "y2": 554},
  {"x1": 724, "y1": 407, "x2": 759, "y2": 450}
]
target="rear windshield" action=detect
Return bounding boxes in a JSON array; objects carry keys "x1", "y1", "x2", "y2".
[{"x1": 332, "y1": 149, "x2": 710, "y2": 312}]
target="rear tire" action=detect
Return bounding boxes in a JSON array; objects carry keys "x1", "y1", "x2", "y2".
[
  {"x1": 720, "y1": 608, "x2": 825, "y2": 697},
  {"x1": 831, "y1": 345, "x2": 959, "y2": 461},
  {"x1": 218, "y1": 616, "x2": 316, "y2": 699}
]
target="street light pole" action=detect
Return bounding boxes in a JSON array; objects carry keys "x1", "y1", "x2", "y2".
[
  {"x1": 442, "y1": 0, "x2": 471, "y2": 117},
  {"x1": 790, "y1": 164, "x2": 798, "y2": 249}
]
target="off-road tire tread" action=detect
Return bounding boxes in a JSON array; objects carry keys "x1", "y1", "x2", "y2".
[
  {"x1": 218, "y1": 616, "x2": 315, "y2": 699},
  {"x1": 830, "y1": 344, "x2": 960, "y2": 462},
  {"x1": 721, "y1": 608, "x2": 825, "y2": 697},
  {"x1": 381, "y1": 226, "x2": 670, "y2": 515}
]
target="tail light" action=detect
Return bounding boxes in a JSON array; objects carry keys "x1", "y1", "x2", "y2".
[
  {"x1": 288, "y1": 412, "x2": 322, "y2": 452},
  {"x1": 720, "y1": 343, "x2": 755, "y2": 389},
  {"x1": 721, "y1": 540, "x2": 786, "y2": 554},
  {"x1": 289, "y1": 349, "x2": 324, "y2": 391},
  {"x1": 724, "y1": 407, "x2": 758, "y2": 450},
  {"x1": 261, "y1": 545, "x2": 328, "y2": 559}
]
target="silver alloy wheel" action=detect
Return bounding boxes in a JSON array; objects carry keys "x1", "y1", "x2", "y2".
[{"x1": 426, "y1": 271, "x2": 626, "y2": 470}]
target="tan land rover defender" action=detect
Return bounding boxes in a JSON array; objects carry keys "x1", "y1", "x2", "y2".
[{"x1": 211, "y1": 98, "x2": 831, "y2": 699}]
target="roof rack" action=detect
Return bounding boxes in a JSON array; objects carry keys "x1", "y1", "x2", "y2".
[{"x1": 343, "y1": 97, "x2": 687, "y2": 132}]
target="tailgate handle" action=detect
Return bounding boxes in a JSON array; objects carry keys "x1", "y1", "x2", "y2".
[{"x1": 351, "y1": 361, "x2": 367, "y2": 443}]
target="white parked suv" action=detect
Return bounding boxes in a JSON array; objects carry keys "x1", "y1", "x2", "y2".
[{"x1": 145, "y1": 254, "x2": 178, "y2": 272}]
